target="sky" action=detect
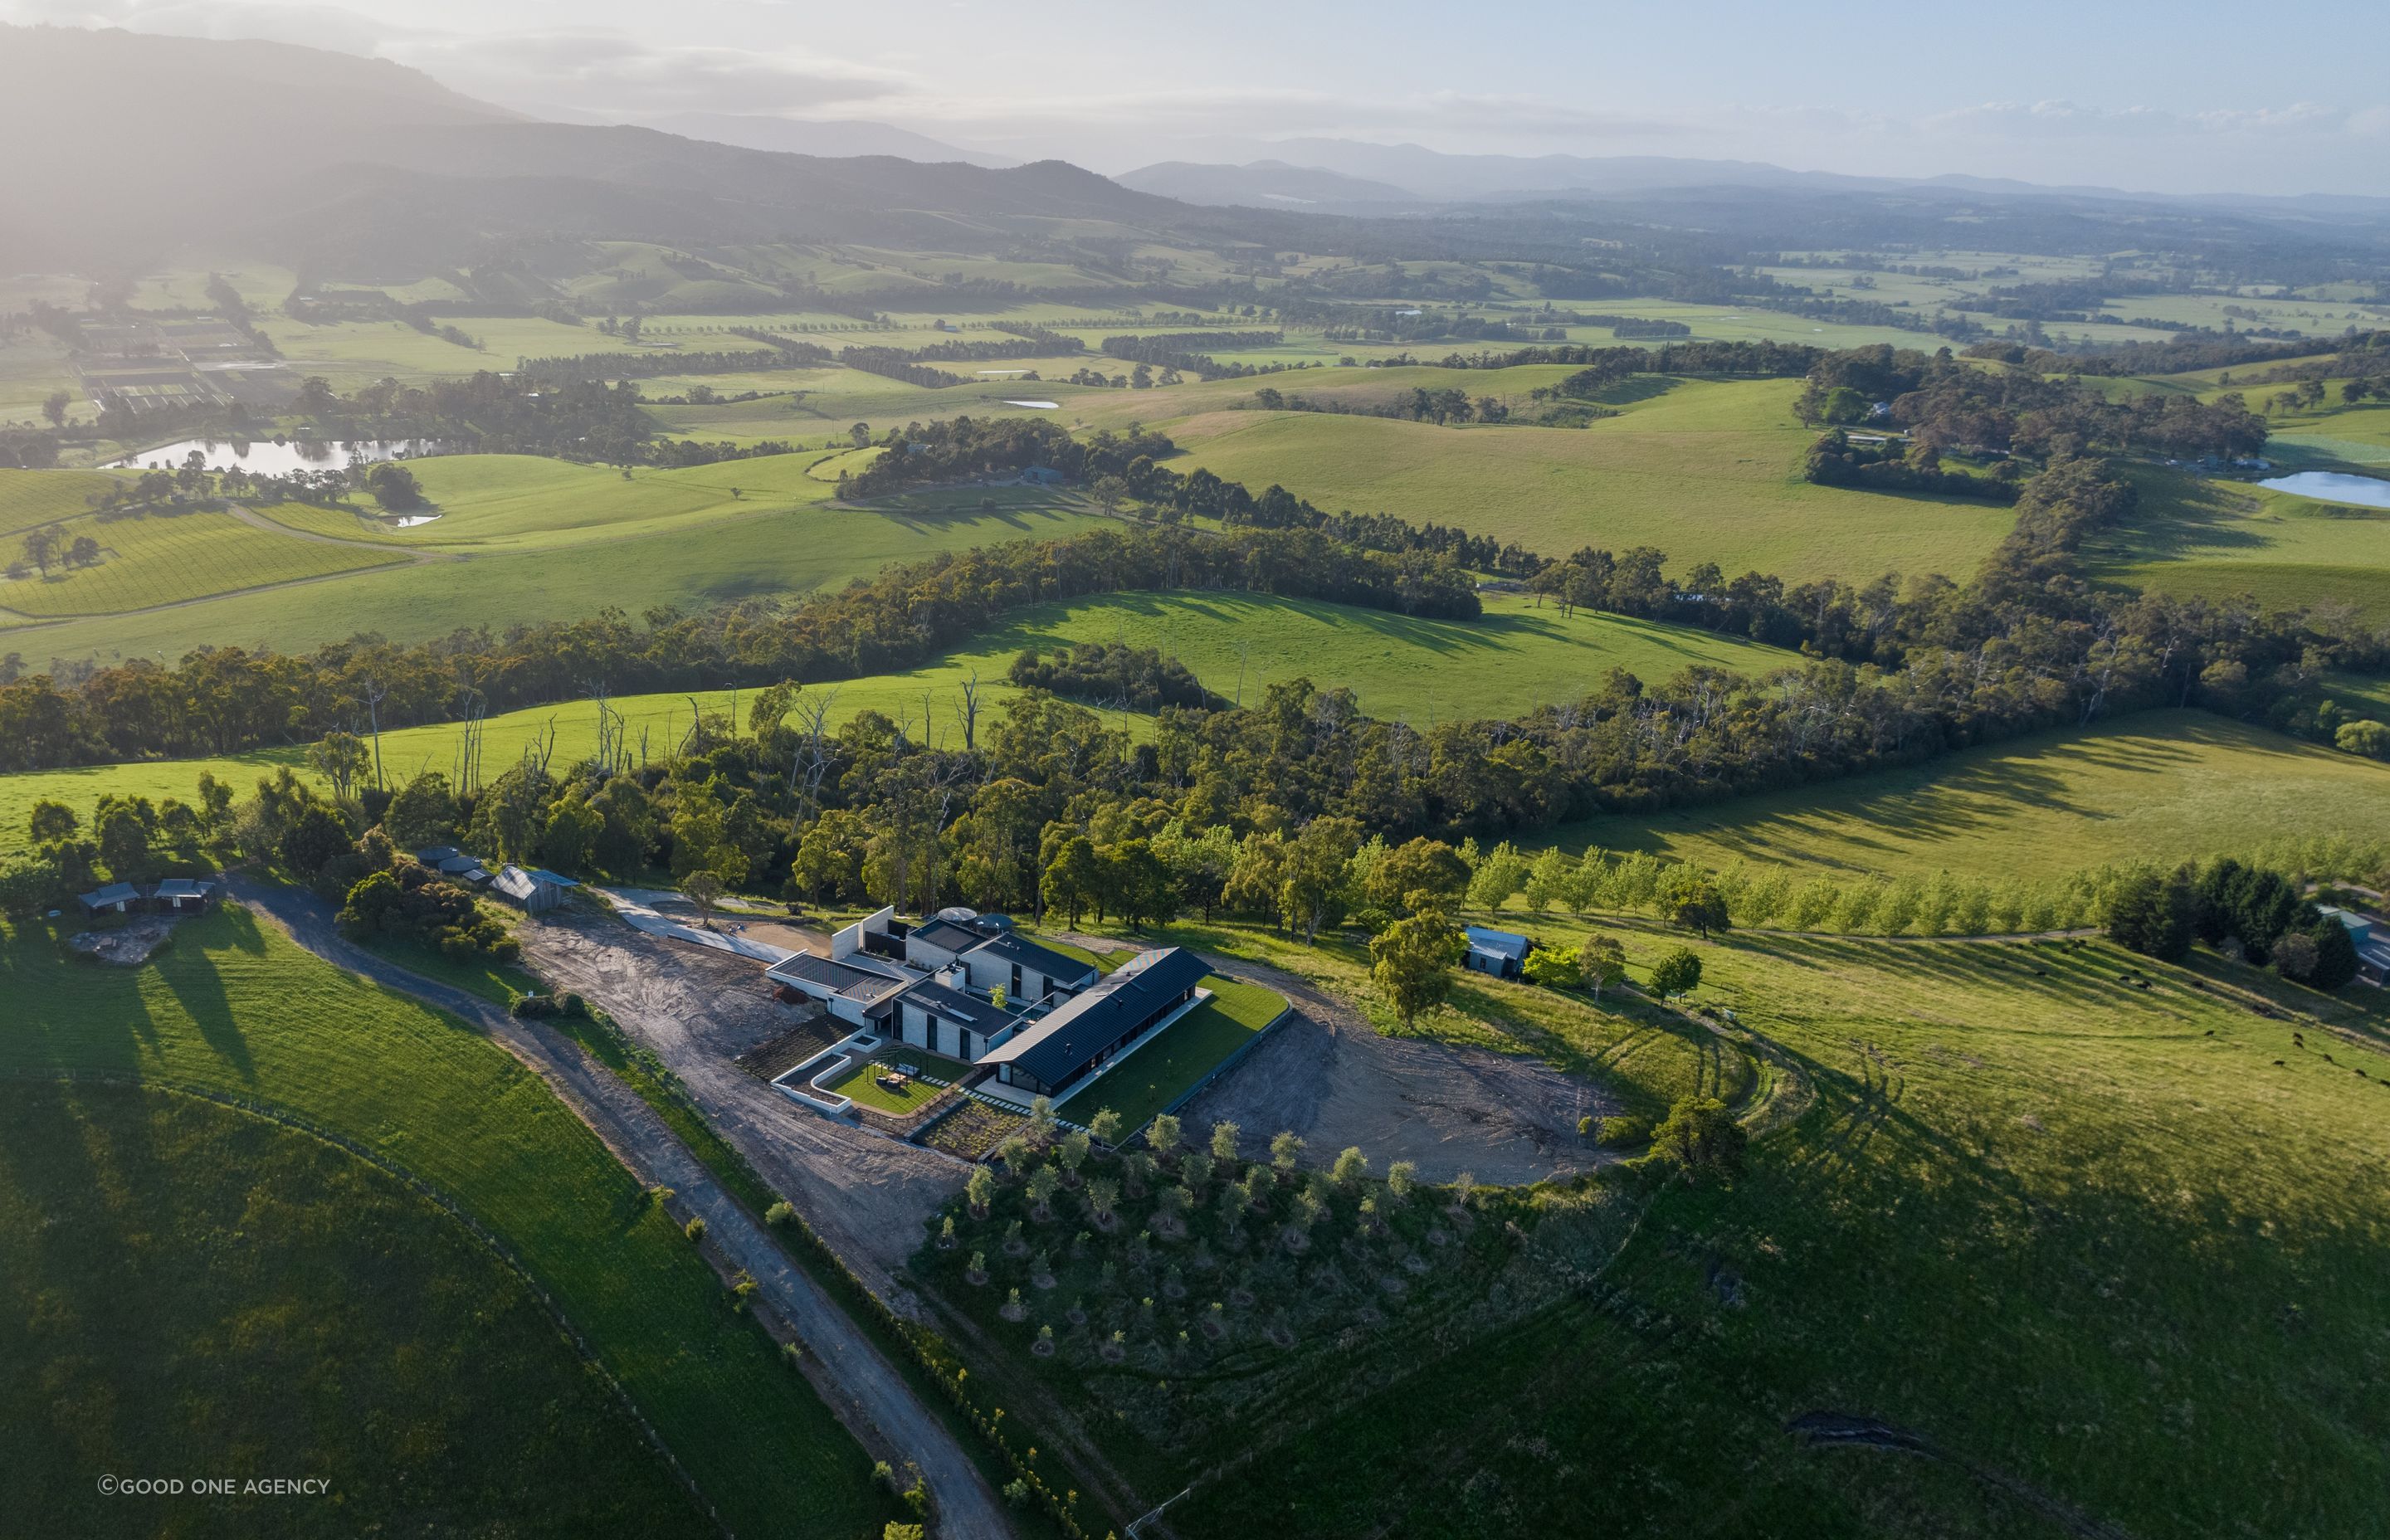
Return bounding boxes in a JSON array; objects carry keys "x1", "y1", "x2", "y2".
[{"x1": 9, "y1": 0, "x2": 2390, "y2": 194}]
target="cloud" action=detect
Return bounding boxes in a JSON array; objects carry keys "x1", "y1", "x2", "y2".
[
  {"x1": 383, "y1": 33, "x2": 906, "y2": 115},
  {"x1": 1924, "y1": 98, "x2": 2357, "y2": 140}
]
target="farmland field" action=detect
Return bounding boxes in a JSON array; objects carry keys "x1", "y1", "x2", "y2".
[
  {"x1": 0, "y1": 904, "x2": 893, "y2": 1539},
  {"x1": 18, "y1": 498, "x2": 1110, "y2": 664},
  {"x1": 0, "y1": 466, "x2": 116, "y2": 534},
  {"x1": 1150, "y1": 378, "x2": 2022, "y2": 583},
  {"x1": 1160, "y1": 923, "x2": 2390, "y2": 1539},
  {"x1": 2090, "y1": 465, "x2": 2390, "y2": 621},
  {"x1": 0, "y1": 590, "x2": 1798, "y2": 847},
  {"x1": 1, "y1": 1081, "x2": 710, "y2": 1536},
  {"x1": 0, "y1": 505, "x2": 404, "y2": 618},
  {"x1": 1539, "y1": 709, "x2": 2390, "y2": 883}
]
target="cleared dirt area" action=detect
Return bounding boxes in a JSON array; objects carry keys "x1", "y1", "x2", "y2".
[
  {"x1": 515, "y1": 913, "x2": 968, "y2": 1293},
  {"x1": 1070, "y1": 938, "x2": 1613, "y2": 1187}
]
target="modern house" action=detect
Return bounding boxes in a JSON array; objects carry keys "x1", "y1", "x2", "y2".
[
  {"x1": 76, "y1": 881, "x2": 142, "y2": 918},
  {"x1": 763, "y1": 950, "x2": 917, "y2": 1030},
  {"x1": 902, "y1": 916, "x2": 989, "y2": 972},
  {"x1": 491, "y1": 865, "x2": 577, "y2": 915},
  {"x1": 976, "y1": 946, "x2": 1210, "y2": 1099},
  {"x1": 953, "y1": 930, "x2": 1098, "y2": 1006},
  {"x1": 1463, "y1": 925, "x2": 1533, "y2": 979},
  {"x1": 151, "y1": 877, "x2": 217, "y2": 913},
  {"x1": 895, "y1": 978, "x2": 1019, "y2": 1062},
  {"x1": 2319, "y1": 906, "x2": 2390, "y2": 986}
]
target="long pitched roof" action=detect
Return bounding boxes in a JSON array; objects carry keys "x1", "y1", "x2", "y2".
[
  {"x1": 910, "y1": 918, "x2": 984, "y2": 954},
  {"x1": 977, "y1": 946, "x2": 1208, "y2": 1084}
]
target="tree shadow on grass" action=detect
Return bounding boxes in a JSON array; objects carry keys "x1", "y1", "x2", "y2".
[{"x1": 157, "y1": 910, "x2": 255, "y2": 1084}]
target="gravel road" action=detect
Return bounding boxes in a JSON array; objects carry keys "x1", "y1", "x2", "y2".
[{"x1": 231, "y1": 880, "x2": 1012, "y2": 1540}]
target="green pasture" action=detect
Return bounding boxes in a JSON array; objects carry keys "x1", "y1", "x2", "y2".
[
  {"x1": 1, "y1": 1080, "x2": 709, "y2": 1536},
  {"x1": 1173, "y1": 922, "x2": 2390, "y2": 1538},
  {"x1": 2091, "y1": 465, "x2": 2390, "y2": 621},
  {"x1": 0, "y1": 334, "x2": 81, "y2": 426},
  {"x1": 17, "y1": 499, "x2": 1111, "y2": 665},
  {"x1": 1154, "y1": 378, "x2": 2020, "y2": 582},
  {"x1": 1, "y1": 505, "x2": 404, "y2": 620},
  {"x1": 1539, "y1": 709, "x2": 2390, "y2": 883},
  {"x1": 0, "y1": 904, "x2": 892, "y2": 1538},
  {"x1": 0, "y1": 588, "x2": 1796, "y2": 849}
]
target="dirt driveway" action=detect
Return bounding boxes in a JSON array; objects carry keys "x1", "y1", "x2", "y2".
[
  {"x1": 518, "y1": 914, "x2": 968, "y2": 1293},
  {"x1": 1066, "y1": 937, "x2": 1613, "y2": 1187}
]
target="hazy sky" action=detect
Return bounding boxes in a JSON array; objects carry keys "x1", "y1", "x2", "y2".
[{"x1": 11, "y1": 0, "x2": 2390, "y2": 193}]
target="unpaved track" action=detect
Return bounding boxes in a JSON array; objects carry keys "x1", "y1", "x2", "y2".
[
  {"x1": 232, "y1": 880, "x2": 1012, "y2": 1540},
  {"x1": 516, "y1": 913, "x2": 968, "y2": 1290},
  {"x1": 1065, "y1": 936, "x2": 1613, "y2": 1187}
]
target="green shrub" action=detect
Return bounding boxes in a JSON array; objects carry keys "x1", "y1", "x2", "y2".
[
  {"x1": 1597, "y1": 1114, "x2": 1652, "y2": 1148},
  {"x1": 684, "y1": 1216, "x2": 708, "y2": 1243}
]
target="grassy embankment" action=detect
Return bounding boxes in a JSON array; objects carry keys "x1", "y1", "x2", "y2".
[
  {"x1": 0, "y1": 905, "x2": 895, "y2": 1539},
  {"x1": 0, "y1": 1081, "x2": 715, "y2": 1536}
]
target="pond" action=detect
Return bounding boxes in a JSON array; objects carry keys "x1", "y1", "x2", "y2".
[
  {"x1": 109, "y1": 437, "x2": 456, "y2": 475},
  {"x1": 2256, "y1": 470, "x2": 2390, "y2": 510}
]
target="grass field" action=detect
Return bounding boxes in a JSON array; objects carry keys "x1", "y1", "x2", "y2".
[
  {"x1": 0, "y1": 590, "x2": 1797, "y2": 848},
  {"x1": 0, "y1": 905, "x2": 892, "y2": 1539},
  {"x1": 1538, "y1": 709, "x2": 2390, "y2": 883},
  {"x1": 1, "y1": 1080, "x2": 710, "y2": 1536},
  {"x1": 1149, "y1": 378, "x2": 2021, "y2": 583},
  {"x1": 0, "y1": 467, "x2": 115, "y2": 535},
  {"x1": 0, "y1": 505, "x2": 403, "y2": 618},
  {"x1": 2091, "y1": 464, "x2": 2390, "y2": 621},
  {"x1": 1057, "y1": 974, "x2": 1287, "y2": 1132},
  {"x1": 1167, "y1": 923, "x2": 2390, "y2": 1538},
  {"x1": 18, "y1": 499, "x2": 1110, "y2": 664}
]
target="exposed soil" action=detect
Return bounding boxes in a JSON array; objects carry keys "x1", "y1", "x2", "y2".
[
  {"x1": 69, "y1": 914, "x2": 180, "y2": 965},
  {"x1": 515, "y1": 912, "x2": 968, "y2": 1290},
  {"x1": 1149, "y1": 945, "x2": 1616, "y2": 1185}
]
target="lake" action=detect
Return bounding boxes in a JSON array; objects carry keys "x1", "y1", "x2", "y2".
[
  {"x1": 2256, "y1": 470, "x2": 2390, "y2": 510},
  {"x1": 110, "y1": 437, "x2": 454, "y2": 475}
]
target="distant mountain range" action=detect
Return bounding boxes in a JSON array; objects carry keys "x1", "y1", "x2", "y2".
[
  {"x1": 0, "y1": 25, "x2": 1166, "y2": 271},
  {"x1": 1118, "y1": 138, "x2": 2390, "y2": 221},
  {"x1": 597, "y1": 112, "x2": 1012, "y2": 169}
]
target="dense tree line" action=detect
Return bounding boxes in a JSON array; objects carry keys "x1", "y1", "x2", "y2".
[
  {"x1": 839, "y1": 347, "x2": 968, "y2": 387},
  {"x1": 1099, "y1": 331, "x2": 1285, "y2": 380},
  {"x1": 1803, "y1": 431, "x2": 2022, "y2": 501},
  {"x1": 515, "y1": 347, "x2": 795, "y2": 383},
  {"x1": 989, "y1": 323, "x2": 1087, "y2": 352},
  {"x1": 1008, "y1": 642, "x2": 1223, "y2": 711}
]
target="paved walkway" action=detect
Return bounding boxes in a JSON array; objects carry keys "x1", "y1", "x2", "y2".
[
  {"x1": 599, "y1": 886, "x2": 800, "y2": 964},
  {"x1": 230, "y1": 879, "x2": 1013, "y2": 1540}
]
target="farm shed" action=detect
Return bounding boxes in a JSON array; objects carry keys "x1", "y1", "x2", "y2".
[
  {"x1": 151, "y1": 877, "x2": 217, "y2": 913},
  {"x1": 77, "y1": 881, "x2": 142, "y2": 918},
  {"x1": 1464, "y1": 926, "x2": 1533, "y2": 979},
  {"x1": 491, "y1": 865, "x2": 576, "y2": 914}
]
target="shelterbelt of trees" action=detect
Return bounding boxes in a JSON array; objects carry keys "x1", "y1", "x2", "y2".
[{"x1": 6, "y1": 435, "x2": 2384, "y2": 870}]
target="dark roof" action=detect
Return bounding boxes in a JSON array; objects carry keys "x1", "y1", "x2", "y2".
[
  {"x1": 900, "y1": 980, "x2": 1013, "y2": 1036},
  {"x1": 413, "y1": 846, "x2": 461, "y2": 865},
  {"x1": 1465, "y1": 926, "x2": 1532, "y2": 961},
  {"x1": 766, "y1": 952, "x2": 913, "y2": 1004},
  {"x1": 79, "y1": 881, "x2": 141, "y2": 908},
  {"x1": 978, "y1": 946, "x2": 1208, "y2": 1084},
  {"x1": 910, "y1": 918, "x2": 984, "y2": 954},
  {"x1": 970, "y1": 931, "x2": 1098, "y2": 986},
  {"x1": 153, "y1": 878, "x2": 216, "y2": 899}
]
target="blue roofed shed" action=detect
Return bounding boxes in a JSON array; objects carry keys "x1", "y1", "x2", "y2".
[{"x1": 1464, "y1": 925, "x2": 1532, "y2": 979}]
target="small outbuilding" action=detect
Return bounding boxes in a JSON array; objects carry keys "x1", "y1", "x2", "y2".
[
  {"x1": 151, "y1": 877, "x2": 217, "y2": 913},
  {"x1": 1463, "y1": 925, "x2": 1533, "y2": 979},
  {"x1": 2318, "y1": 906, "x2": 2390, "y2": 987},
  {"x1": 491, "y1": 865, "x2": 577, "y2": 915},
  {"x1": 77, "y1": 881, "x2": 143, "y2": 918}
]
